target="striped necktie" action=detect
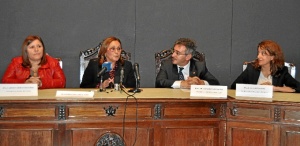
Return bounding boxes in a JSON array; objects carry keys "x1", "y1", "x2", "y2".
[{"x1": 178, "y1": 67, "x2": 184, "y2": 80}]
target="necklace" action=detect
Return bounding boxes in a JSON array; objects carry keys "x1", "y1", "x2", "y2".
[{"x1": 30, "y1": 68, "x2": 39, "y2": 77}]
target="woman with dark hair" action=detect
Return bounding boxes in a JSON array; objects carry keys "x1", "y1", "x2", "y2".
[
  {"x1": 231, "y1": 40, "x2": 300, "y2": 93},
  {"x1": 80, "y1": 36, "x2": 135, "y2": 88},
  {"x1": 2, "y1": 35, "x2": 66, "y2": 88}
]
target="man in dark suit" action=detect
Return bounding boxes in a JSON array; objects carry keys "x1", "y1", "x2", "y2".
[{"x1": 156, "y1": 38, "x2": 219, "y2": 88}]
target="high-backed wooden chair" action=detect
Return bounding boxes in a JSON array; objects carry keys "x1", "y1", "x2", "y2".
[
  {"x1": 55, "y1": 58, "x2": 63, "y2": 69},
  {"x1": 243, "y1": 61, "x2": 296, "y2": 78},
  {"x1": 154, "y1": 49, "x2": 173, "y2": 76},
  {"x1": 79, "y1": 45, "x2": 100, "y2": 84},
  {"x1": 79, "y1": 45, "x2": 131, "y2": 84},
  {"x1": 154, "y1": 49, "x2": 205, "y2": 76},
  {"x1": 285, "y1": 62, "x2": 296, "y2": 78},
  {"x1": 120, "y1": 49, "x2": 131, "y2": 61}
]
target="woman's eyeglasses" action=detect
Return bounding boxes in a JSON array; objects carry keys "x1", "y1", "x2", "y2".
[{"x1": 108, "y1": 47, "x2": 122, "y2": 52}]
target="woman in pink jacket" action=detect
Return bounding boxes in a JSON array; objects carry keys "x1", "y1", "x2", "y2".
[{"x1": 2, "y1": 35, "x2": 66, "y2": 89}]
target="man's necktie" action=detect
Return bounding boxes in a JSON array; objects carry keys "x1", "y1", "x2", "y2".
[{"x1": 178, "y1": 67, "x2": 184, "y2": 80}]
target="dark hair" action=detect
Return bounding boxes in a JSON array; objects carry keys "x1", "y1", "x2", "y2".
[
  {"x1": 253, "y1": 40, "x2": 285, "y2": 75},
  {"x1": 21, "y1": 35, "x2": 47, "y2": 67},
  {"x1": 98, "y1": 36, "x2": 124, "y2": 65},
  {"x1": 173, "y1": 38, "x2": 197, "y2": 55}
]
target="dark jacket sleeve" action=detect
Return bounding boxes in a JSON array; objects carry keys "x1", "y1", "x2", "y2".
[
  {"x1": 231, "y1": 64, "x2": 257, "y2": 89},
  {"x1": 194, "y1": 61, "x2": 219, "y2": 85},
  {"x1": 121, "y1": 61, "x2": 136, "y2": 88},
  {"x1": 80, "y1": 58, "x2": 99, "y2": 88},
  {"x1": 155, "y1": 60, "x2": 176, "y2": 88},
  {"x1": 273, "y1": 67, "x2": 300, "y2": 93}
]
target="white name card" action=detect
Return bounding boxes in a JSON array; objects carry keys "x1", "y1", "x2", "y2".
[
  {"x1": 0, "y1": 84, "x2": 38, "y2": 96},
  {"x1": 56, "y1": 91, "x2": 94, "y2": 99},
  {"x1": 190, "y1": 85, "x2": 227, "y2": 98},
  {"x1": 236, "y1": 84, "x2": 273, "y2": 98}
]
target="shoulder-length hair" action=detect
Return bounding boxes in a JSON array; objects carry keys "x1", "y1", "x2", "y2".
[
  {"x1": 253, "y1": 40, "x2": 285, "y2": 75},
  {"x1": 21, "y1": 35, "x2": 47, "y2": 68},
  {"x1": 98, "y1": 36, "x2": 124, "y2": 65}
]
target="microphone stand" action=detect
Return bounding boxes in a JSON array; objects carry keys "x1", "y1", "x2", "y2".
[
  {"x1": 97, "y1": 67, "x2": 107, "y2": 92},
  {"x1": 99, "y1": 75, "x2": 105, "y2": 92},
  {"x1": 128, "y1": 78, "x2": 142, "y2": 93},
  {"x1": 119, "y1": 67, "x2": 124, "y2": 92}
]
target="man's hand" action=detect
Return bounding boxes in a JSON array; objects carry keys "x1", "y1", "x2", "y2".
[
  {"x1": 180, "y1": 80, "x2": 191, "y2": 89},
  {"x1": 180, "y1": 77, "x2": 205, "y2": 88},
  {"x1": 187, "y1": 76, "x2": 205, "y2": 85}
]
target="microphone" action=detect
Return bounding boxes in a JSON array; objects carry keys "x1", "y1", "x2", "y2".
[
  {"x1": 97, "y1": 67, "x2": 107, "y2": 77},
  {"x1": 98, "y1": 62, "x2": 112, "y2": 92},
  {"x1": 102, "y1": 62, "x2": 112, "y2": 72},
  {"x1": 133, "y1": 63, "x2": 140, "y2": 81},
  {"x1": 128, "y1": 63, "x2": 142, "y2": 93},
  {"x1": 97, "y1": 62, "x2": 112, "y2": 77}
]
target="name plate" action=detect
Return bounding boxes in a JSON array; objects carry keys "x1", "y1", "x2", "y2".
[
  {"x1": 236, "y1": 84, "x2": 273, "y2": 98},
  {"x1": 0, "y1": 84, "x2": 38, "y2": 96},
  {"x1": 190, "y1": 85, "x2": 227, "y2": 98},
  {"x1": 56, "y1": 91, "x2": 94, "y2": 99}
]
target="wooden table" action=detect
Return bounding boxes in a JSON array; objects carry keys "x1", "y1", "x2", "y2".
[
  {"x1": 0, "y1": 88, "x2": 227, "y2": 146},
  {"x1": 227, "y1": 90, "x2": 300, "y2": 146},
  {"x1": 1, "y1": 88, "x2": 300, "y2": 146}
]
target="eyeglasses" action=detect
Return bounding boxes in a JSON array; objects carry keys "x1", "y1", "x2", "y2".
[
  {"x1": 171, "y1": 49, "x2": 187, "y2": 56},
  {"x1": 108, "y1": 47, "x2": 122, "y2": 52}
]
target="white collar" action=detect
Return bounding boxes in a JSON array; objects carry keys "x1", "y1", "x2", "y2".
[{"x1": 177, "y1": 61, "x2": 190, "y2": 71}]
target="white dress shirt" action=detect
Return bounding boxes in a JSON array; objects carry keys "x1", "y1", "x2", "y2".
[{"x1": 172, "y1": 61, "x2": 209, "y2": 88}]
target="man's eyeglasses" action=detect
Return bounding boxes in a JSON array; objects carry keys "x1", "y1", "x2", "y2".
[
  {"x1": 108, "y1": 47, "x2": 122, "y2": 52},
  {"x1": 171, "y1": 49, "x2": 187, "y2": 56}
]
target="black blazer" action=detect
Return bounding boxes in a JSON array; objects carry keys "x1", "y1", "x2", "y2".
[
  {"x1": 156, "y1": 59, "x2": 220, "y2": 88},
  {"x1": 231, "y1": 64, "x2": 300, "y2": 93},
  {"x1": 80, "y1": 58, "x2": 136, "y2": 88}
]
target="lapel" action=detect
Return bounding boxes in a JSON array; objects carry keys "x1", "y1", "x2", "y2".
[
  {"x1": 272, "y1": 76, "x2": 279, "y2": 85},
  {"x1": 253, "y1": 69, "x2": 261, "y2": 84},
  {"x1": 272, "y1": 68, "x2": 283, "y2": 85},
  {"x1": 172, "y1": 64, "x2": 179, "y2": 79},
  {"x1": 189, "y1": 60, "x2": 198, "y2": 77}
]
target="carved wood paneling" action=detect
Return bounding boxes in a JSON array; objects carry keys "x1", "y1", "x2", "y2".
[
  {"x1": 1, "y1": 92, "x2": 300, "y2": 146},
  {"x1": 227, "y1": 121, "x2": 276, "y2": 146},
  {"x1": 274, "y1": 106, "x2": 281, "y2": 122}
]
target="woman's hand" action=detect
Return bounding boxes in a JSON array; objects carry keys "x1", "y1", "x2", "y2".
[
  {"x1": 259, "y1": 82, "x2": 296, "y2": 92},
  {"x1": 260, "y1": 81, "x2": 272, "y2": 85},
  {"x1": 25, "y1": 77, "x2": 42, "y2": 87},
  {"x1": 273, "y1": 86, "x2": 296, "y2": 92},
  {"x1": 102, "y1": 78, "x2": 114, "y2": 88}
]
